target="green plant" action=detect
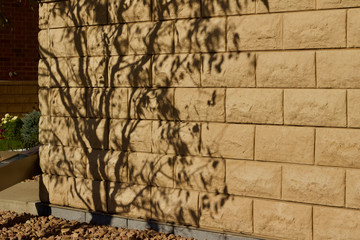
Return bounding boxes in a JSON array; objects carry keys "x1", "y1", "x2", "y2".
[
  {"x1": 1, "y1": 113, "x2": 23, "y2": 142},
  {"x1": 21, "y1": 110, "x2": 41, "y2": 148}
]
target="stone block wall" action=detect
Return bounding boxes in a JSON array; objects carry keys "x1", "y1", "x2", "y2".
[{"x1": 38, "y1": 0, "x2": 360, "y2": 239}]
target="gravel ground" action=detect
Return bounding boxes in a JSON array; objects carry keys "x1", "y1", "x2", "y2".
[{"x1": 0, "y1": 211, "x2": 196, "y2": 240}]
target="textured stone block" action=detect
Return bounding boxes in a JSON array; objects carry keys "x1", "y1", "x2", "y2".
[
  {"x1": 128, "y1": 152, "x2": 174, "y2": 188},
  {"x1": 88, "y1": 57, "x2": 108, "y2": 87},
  {"x1": 109, "y1": 88, "x2": 128, "y2": 119},
  {"x1": 50, "y1": 88, "x2": 87, "y2": 117},
  {"x1": 154, "y1": 0, "x2": 200, "y2": 19},
  {"x1": 346, "y1": 169, "x2": 360, "y2": 209},
  {"x1": 109, "y1": 56, "x2": 151, "y2": 87},
  {"x1": 314, "y1": 206, "x2": 360, "y2": 240},
  {"x1": 151, "y1": 187, "x2": 198, "y2": 225},
  {"x1": 202, "y1": 0, "x2": 255, "y2": 16},
  {"x1": 129, "y1": 88, "x2": 174, "y2": 120},
  {"x1": 51, "y1": 117, "x2": 70, "y2": 146},
  {"x1": 50, "y1": 28, "x2": 87, "y2": 57},
  {"x1": 129, "y1": 21, "x2": 173, "y2": 54},
  {"x1": 348, "y1": 9, "x2": 360, "y2": 47},
  {"x1": 317, "y1": 50, "x2": 360, "y2": 88},
  {"x1": 39, "y1": 116, "x2": 51, "y2": 145},
  {"x1": 175, "y1": 18, "x2": 226, "y2": 53},
  {"x1": 48, "y1": 1, "x2": 69, "y2": 28},
  {"x1": 254, "y1": 200, "x2": 312, "y2": 240},
  {"x1": 283, "y1": 10, "x2": 346, "y2": 49},
  {"x1": 38, "y1": 88, "x2": 50, "y2": 116},
  {"x1": 87, "y1": 150, "x2": 128, "y2": 183},
  {"x1": 175, "y1": 88, "x2": 225, "y2": 122},
  {"x1": 153, "y1": 54, "x2": 201, "y2": 87},
  {"x1": 50, "y1": 58, "x2": 86, "y2": 88},
  {"x1": 49, "y1": 175, "x2": 69, "y2": 206},
  {"x1": 226, "y1": 160, "x2": 281, "y2": 198},
  {"x1": 68, "y1": 178, "x2": 107, "y2": 212},
  {"x1": 39, "y1": 174, "x2": 50, "y2": 203},
  {"x1": 255, "y1": 125, "x2": 314, "y2": 164},
  {"x1": 152, "y1": 121, "x2": 201, "y2": 156},
  {"x1": 348, "y1": 90, "x2": 360, "y2": 128},
  {"x1": 108, "y1": 0, "x2": 151, "y2": 23},
  {"x1": 108, "y1": 182, "x2": 151, "y2": 219},
  {"x1": 200, "y1": 193, "x2": 253, "y2": 233},
  {"x1": 284, "y1": 89, "x2": 346, "y2": 127},
  {"x1": 316, "y1": 128, "x2": 360, "y2": 168},
  {"x1": 175, "y1": 156, "x2": 225, "y2": 192},
  {"x1": 283, "y1": 165, "x2": 345, "y2": 206},
  {"x1": 226, "y1": 89, "x2": 283, "y2": 124},
  {"x1": 87, "y1": 25, "x2": 128, "y2": 56},
  {"x1": 39, "y1": 145, "x2": 50, "y2": 174},
  {"x1": 38, "y1": 30, "x2": 49, "y2": 59},
  {"x1": 202, "y1": 123, "x2": 254, "y2": 160},
  {"x1": 317, "y1": 0, "x2": 360, "y2": 8},
  {"x1": 38, "y1": 59, "x2": 50, "y2": 87},
  {"x1": 257, "y1": 51, "x2": 315, "y2": 88},
  {"x1": 109, "y1": 119, "x2": 152, "y2": 152},
  {"x1": 201, "y1": 53, "x2": 256, "y2": 87},
  {"x1": 227, "y1": 14, "x2": 282, "y2": 51},
  {"x1": 39, "y1": 3, "x2": 49, "y2": 29},
  {"x1": 257, "y1": 0, "x2": 315, "y2": 13}
]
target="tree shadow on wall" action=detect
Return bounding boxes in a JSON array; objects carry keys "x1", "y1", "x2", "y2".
[{"x1": 38, "y1": 0, "x2": 268, "y2": 235}]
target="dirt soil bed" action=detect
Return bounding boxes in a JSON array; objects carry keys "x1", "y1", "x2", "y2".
[{"x1": 0, "y1": 211, "x2": 195, "y2": 240}]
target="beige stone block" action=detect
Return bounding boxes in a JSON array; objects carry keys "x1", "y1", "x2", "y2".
[
  {"x1": 226, "y1": 89, "x2": 283, "y2": 124},
  {"x1": 153, "y1": 54, "x2": 201, "y2": 87},
  {"x1": 200, "y1": 193, "x2": 253, "y2": 233},
  {"x1": 48, "y1": 1, "x2": 69, "y2": 28},
  {"x1": 283, "y1": 10, "x2": 346, "y2": 49},
  {"x1": 255, "y1": 125, "x2": 314, "y2": 164},
  {"x1": 227, "y1": 14, "x2": 282, "y2": 51},
  {"x1": 129, "y1": 21, "x2": 173, "y2": 54},
  {"x1": 316, "y1": 128, "x2": 360, "y2": 168},
  {"x1": 39, "y1": 116, "x2": 51, "y2": 145},
  {"x1": 87, "y1": 150, "x2": 128, "y2": 183},
  {"x1": 254, "y1": 200, "x2": 312, "y2": 240},
  {"x1": 109, "y1": 88, "x2": 128, "y2": 119},
  {"x1": 202, "y1": 0, "x2": 255, "y2": 16},
  {"x1": 314, "y1": 206, "x2": 360, "y2": 240},
  {"x1": 108, "y1": 182, "x2": 151, "y2": 219},
  {"x1": 129, "y1": 88, "x2": 174, "y2": 120},
  {"x1": 348, "y1": 90, "x2": 360, "y2": 128},
  {"x1": 38, "y1": 88, "x2": 50, "y2": 116},
  {"x1": 50, "y1": 58, "x2": 89, "y2": 88},
  {"x1": 227, "y1": 160, "x2": 281, "y2": 198},
  {"x1": 39, "y1": 174, "x2": 50, "y2": 203},
  {"x1": 68, "y1": 118, "x2": 109, "y2": 149},
  {"x1": 202, "y1": 123, "x2": 254, "y2": 160},
  {"x1": 317, "y1": 50, "x2": 360, "y2": 88},
  {"x1": 38, "y1": 59, "x2": 50, "y2": 88},
  {"x1": 39, "y1": 145, "x2": 50, "y2": 174},
  {"x1": 108, "y1": 0, "x2": 151, "y2": 23},
  {"x1": 283, "y1": 165, "x2": 345, "y2": 206},
  {"x1": 109, "y1": 119, "x2": 152, "y2": 152},
  {"x1": 284, "y1": 89, "x2": 346, "y2": 127},
  {"x1": 151, "y1": 187, "x2": 198, "y2": 225},
  {"x1": 50, "y1": 88, "x2": 87, "y2": 117},
  {"x1": 175, "y1": 88, "x2": 225, "y2": 122},
  {"x1": 49, "y1": 175, "x2": 69, "y2": 206},
  {"x1": 348, "y1": 9, "x2": 360, "y2": 47},
  {"x1": 88, "y1": 57, "x2": 108, "y2": 87},
  {"x1": 257, "y1": 0, "x2": 315, "y2": 13},
  {"x1": 154, "y1": 0, "x2": 200, "y2": 19},
  {"x1": 175, "y1": 18, "x2": 226, "y2": 53},
  {"x1": 50, "y1": 27, "x2": 87, "y2": 57},
  {"x1": 87, "y1": 25, "x2": 128, "y2": 56},
  {"x1": 202, "y1": 53, "x2": 256, "y2": 87},
  {"x1": 108, "y1": 56, "x2": 151, "y2": 87},
  {"x1": 87, "y1": 88, "x2": 111, "y2": 118},
  {"x1": 175, "y1": 156, "x2": 225, "y2": 192},
  {"x1": 317, "y1": 0, "x2": 360, "y2": 8},
  {"x1": 346, "y1": 169, "x2": 360, "y2": 209},
  {"x1": 257, "y1": 51, "x2": 315, "y2": 88},
  {"x1": 39, "y1": 3, "x2": 49, "y2": 29},
  {"x1": 68, "y1": 0, "x2": 107, "y2": 26},
  {"x1": 39, "y1": 30, "x2": 49, "y2": 59},
  {"x1": 68, "y1": 178, "x2": 107, "y2": 212},
  {"x1": 152, "y1": 121, "x2": 201, "y2": 156},
  {"x1": 50, "y1": 117, "x2": 70, "y2": 146},
  {"x1": 128, "y1": 152, "x2": 174, "y2": 188}
]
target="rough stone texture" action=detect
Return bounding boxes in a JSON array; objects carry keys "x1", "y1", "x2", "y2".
[
  {"x1": 257, "y1": 0, "x2": 315, "y2": 12},
  {"x1": 283, "y1": 10, "x2": 346, "y2": 49},
  {"x1": 227, "y1": 14, "x2": 282, "y2": 51},
  {"x1": 226, "y1": 89, "x2": 283, "y2": 124},
  {"x1": 284, "y1": 89, "x2": 347, "y2": 127},
  {"x1": 255, "y1": 125, "x2": 314, "y2": 164},
  {"x1": 50, "y1": 88, "x2": 87, "y2": 117},
  {"x1": 317, "y1": 0, "x2": 360, "y2": 8},
  {"x1": 256, "y1": 51, "x2": 316, "y2": 88},
  {"x1": 38, "y1": 59, "x2": 50, "y2": 87},
  {"x1": 282, "y1": 165, "x2": 345, "y2": 206},
  {"x1": 316, "y1": 128, "x2": 360, "y2": 168},
  {"x1": 347, "y1": 9, "x2": 360, "y2": 48},
  {"x1": 50, "y1": 117, "x2": 70, "y2": 147},
  {"x1": 202, "y1": 0, "x2": 255, "y2": 16},
  {"x1": 38, "y1": 30, "x2": 49, "y2": 59},
  {"x1": 201, "y1": 53, "x2": 256, "y2": 87},
  {"x1": 254, "y1": 200, "x2": 312, "y2": 240},
  {"x1": 201, "y1": 123, "x2": 254, "y2": 160},
  {"x1": 314, "y1": 206, "x2": 360, "y2": 240},
  {"x1": 48, "y1": 175, "x2": 69, "y2": 206},
  {"x1": 199, "y1": 193, "x2": 253, "y2": 233},
  {"x1": 49, "y1": 28, "x2": 87, "y2": 57},
  {"x1": 175, "y1": 88, "x2": 225, "y2": 122},
  {"x1": 175, "y1": 18, "x2": 226, "y2": 53},
  {"x1": 39, "y1": 116, "x2": 52, "y2": 145},
  {"x1": 346, "y1": 169, "x2": 360, "y2": 209},
  {"x1": 39, "y1": 145, "x2": 50, "y2": 173},
  {"x1": 38, "y1": 88, "x2": 50, "y2": 116},
  {"x1": 226, "y1": 160, "x2": 281, "y2": 199},
  {"x1": 154, "y1": 0, "x2": 201, "y2": 19},
  {"x1": 348, "y1": 90, "x2": 360, "y2": 128},
  {"x1": 108, "y1": 0, "x2": 152, "y2": 23},
  {"x1": 317, "y1": 50, "x2": 360, "y2": 88}
]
